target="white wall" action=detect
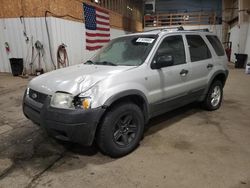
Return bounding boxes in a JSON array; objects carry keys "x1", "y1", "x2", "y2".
[
  {"x1": 229, "y1": 25, "x2": 240, "y2": 62},
  {"x1": 0, "y1": 17, "x2": 128, "y2": 73},
  {"x1": 229, "y1": 23, "x2": 250, "y2": 63},
  {"x1": 144, "y1": 25, "x2": 223, "y2": 40}
]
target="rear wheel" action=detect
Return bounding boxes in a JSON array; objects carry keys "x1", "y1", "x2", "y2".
[
  {"x1": 203, "y1": 80, "x2": 223, "y2": 111},
  {"x1": 97, "y1": 102, "x2": 144, "y2": 158}
]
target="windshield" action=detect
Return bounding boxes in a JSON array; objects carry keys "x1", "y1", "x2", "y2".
[{"x1": 88, "y1": 35, "x2": 157, "y2": 66}]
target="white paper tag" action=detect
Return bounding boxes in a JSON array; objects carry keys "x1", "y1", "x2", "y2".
[{"x1": 136, "y1": 38, "x2": 155, "y2": 43}]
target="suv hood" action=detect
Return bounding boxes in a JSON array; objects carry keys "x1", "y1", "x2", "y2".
[{"x1": 28, "y1": 64, "x2": 134, "y2": 96}]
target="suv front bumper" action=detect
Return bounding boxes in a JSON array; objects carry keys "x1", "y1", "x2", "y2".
[{"x1": 23, "y1": 93, "x2": 105, "y2": 145}]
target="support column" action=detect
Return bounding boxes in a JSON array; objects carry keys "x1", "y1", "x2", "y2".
[
  {"x1": 238, "y1": 0, "x2": 250, "y2": 54},
  {"x1": 222, "y1": 0, "x2": 232, "y2": 43}
]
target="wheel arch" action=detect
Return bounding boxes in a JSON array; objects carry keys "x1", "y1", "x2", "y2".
[
  {"x1": 103, "y1": 90, "x2": 150, "y2": 123},
  {"x1": 199, "y1": 70, "x2": 228, "y2": 102},
  {"x1": 212, "y1": 72, "x2": 228, "y2": 87},
  {"x1": 208, "y1": 70, "x2": 228, "y2": 89}
]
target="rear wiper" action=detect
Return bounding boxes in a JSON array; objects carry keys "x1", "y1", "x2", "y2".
[{"x1": 95, "y1": 61, "x2": 117, "y2": 66}]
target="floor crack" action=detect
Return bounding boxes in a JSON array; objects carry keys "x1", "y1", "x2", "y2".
[
  {"x1": 24, "y1": 151, "x2": 66, "y2": 188},
  {"x1": 0, "y1": 162, "x2": 15, "y2": 180}
]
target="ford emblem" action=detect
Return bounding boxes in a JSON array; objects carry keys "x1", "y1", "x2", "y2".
[{"x1": 31, "y1": 93, "x2": 38, "y2": 99}]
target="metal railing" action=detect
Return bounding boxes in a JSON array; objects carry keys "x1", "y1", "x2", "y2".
[{"x1": 144, "y1": 12, "x2": 217, "y2": 27}]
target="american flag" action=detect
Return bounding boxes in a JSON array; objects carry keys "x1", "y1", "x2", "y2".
[{"x1": 83, "y1": 3, "x2": 110, "y2": 51}]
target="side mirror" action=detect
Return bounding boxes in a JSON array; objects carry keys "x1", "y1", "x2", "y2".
[{"x1": 151, "y1": 55, "x2": 174, "y2": 69}]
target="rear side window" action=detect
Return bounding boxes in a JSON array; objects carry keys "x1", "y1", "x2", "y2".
[
  {"x1": 186, "y1": 35, "x2": 211, "y2": 62},
  {"x1": 206, "y1": 35, "x2": 225, "y2": 56}
]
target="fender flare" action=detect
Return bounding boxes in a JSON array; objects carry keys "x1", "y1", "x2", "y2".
[
  {"x1": 202, "y1": 69, "x2": 229, "y2": 99},
  {"x1": 103, "y1": 89, "x2": 150, "y2": 122}
]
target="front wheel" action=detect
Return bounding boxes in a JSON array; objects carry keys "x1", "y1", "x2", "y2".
[
  {"x1": 97, "y1": 102, "x2": 144, "y2": 158},
  {"x1": 202, "y1": 80, "x2": 223, "y2": 111}
]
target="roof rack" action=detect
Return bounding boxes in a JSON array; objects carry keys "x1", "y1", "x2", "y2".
[
  {"x1": 186, "y1": 28, "x2": 210, "y2": 32},
  {"x1": 144, "y1": 27, "x2": 210, "y2": 33},
  {"x1": 144, "y1": 26, "x2": 184, "y2": 33}
]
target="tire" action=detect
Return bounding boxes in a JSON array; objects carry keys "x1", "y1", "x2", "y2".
[
  {"x1": 202, "y1": 80, "x2": 223, "y2": 111},
  {"x1": 97, "y1": 102, "x2": 144, "y2": 158}
]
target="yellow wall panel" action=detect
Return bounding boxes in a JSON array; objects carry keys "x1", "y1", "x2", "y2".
[{"x1": 0, "y1": 0, "x2": 143, "y2": 32}]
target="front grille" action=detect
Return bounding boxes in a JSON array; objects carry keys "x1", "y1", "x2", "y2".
[{"x1": 28, "y1": 89, "x2": 48, "y2": 104}]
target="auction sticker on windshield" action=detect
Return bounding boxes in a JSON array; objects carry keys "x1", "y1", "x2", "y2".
[{"x1": 136, "y1": 38, "x2": 155, "y2": 43}]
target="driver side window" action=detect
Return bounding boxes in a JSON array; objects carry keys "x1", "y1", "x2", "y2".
[{"x1": 155, "y1": 35, "x2": 186, "y2": 66}]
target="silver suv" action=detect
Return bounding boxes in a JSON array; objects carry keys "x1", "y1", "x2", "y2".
[{"x1": 23, "y1": 28, "x2": 228, "y2": 157}]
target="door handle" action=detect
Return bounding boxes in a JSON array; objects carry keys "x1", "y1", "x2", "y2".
[
  {"x1": 180, "y1": 69, "x2": 189, "y2": 76},
  {"x1": 207, "y1": 64, "x2": 214, "y2": 69}
]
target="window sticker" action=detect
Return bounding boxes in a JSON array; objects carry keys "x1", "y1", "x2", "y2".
[{"x1": 136, "y1": 38, "x2": 155, "y2": 43}]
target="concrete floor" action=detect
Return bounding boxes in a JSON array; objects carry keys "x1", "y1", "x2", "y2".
[{"x1": 0, "y1": 65, "x2": 250, "y2": 188}]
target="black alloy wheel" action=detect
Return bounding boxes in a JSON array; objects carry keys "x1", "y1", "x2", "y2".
[
  {"x1": 97, "y1": 102, "x2": 144, "y2": 158},
  {"x1": 113, "y1": 113, "x2": 139, "y2": 147}
]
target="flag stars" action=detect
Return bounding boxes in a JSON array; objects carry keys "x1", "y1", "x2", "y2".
[{"x1": 84, "y1": 4, "x2": 97, "y2": 30}]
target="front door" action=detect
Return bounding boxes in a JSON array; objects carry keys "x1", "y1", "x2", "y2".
[{"x1": 147, "y1": 35, "x2": 192, "y2": 116}]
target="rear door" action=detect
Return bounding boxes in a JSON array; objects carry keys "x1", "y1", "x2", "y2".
[{"x1": 184, "y1": 34, "x2": 213, "y2": 93}]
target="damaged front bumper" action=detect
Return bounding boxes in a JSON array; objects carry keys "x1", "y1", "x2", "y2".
[{"x1": 22, "y1": 89, "x2": 105, "y2": 145}]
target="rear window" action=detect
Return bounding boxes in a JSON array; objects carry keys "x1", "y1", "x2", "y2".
[
  {"x1": 206, "y1": 35, "x2": 225, "y2": 56},
  {"x1": 186, "y1": 35, "x2": 211, "y2": 62}
]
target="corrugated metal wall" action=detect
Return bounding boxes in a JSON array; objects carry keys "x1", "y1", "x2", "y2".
[{"x1": 0, "y1": 17, "x2": 127, "y2": 73}]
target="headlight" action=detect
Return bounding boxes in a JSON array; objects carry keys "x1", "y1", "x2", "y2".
[
  {"x1": 51, "y1": 92, "x2": 74, "y2": 109},
  {"x1": 73, "y1": 97, "x2": 92, "y2": 109},
  {"x1": 50, "y1": 92, "x2": 92, "y2": 110}
]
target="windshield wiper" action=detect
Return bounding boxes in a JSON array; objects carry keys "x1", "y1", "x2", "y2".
[{"x1": 95, "y1": 61, "x2": 117, "y2": 66}]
